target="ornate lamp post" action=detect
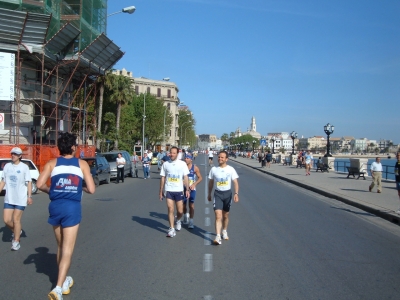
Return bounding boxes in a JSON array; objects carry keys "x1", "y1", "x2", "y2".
[
  {"x1": 252, "y1": 140, "x2": 256, "y2": 151},
  {"x1": 246, "y1": 142, "x2": 249, "y2": 151},
  {"x1": 270, "y1": 136, "x2": 276, "y2": 154},
  {"x1": 323, "y1": 123, "x2": 334, "y2": 157},
  {"x1": 290, "y1": 131, "x2": 297, "y2": 155}
]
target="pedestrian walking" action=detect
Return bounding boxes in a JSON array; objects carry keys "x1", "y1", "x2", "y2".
[
  {"x1": 0, "y1": 147, "x2": 32, "y2": 251},
  {"x1": 395, "y1": 152, "x2": 400, "y2": 214},
  {"x1": 208, "y1": 150, "x2": 239, "y2": 245},
  {"x1": 142, "y1": 152, "x2": 151, "y2": 179},
  {"x1": 36, "y1": 132, "x2": 95, "y2": 300},
  {"x1": 159, "y1": 147, "x2": 190, "y2": 237},
  {"x1": 265, "y1": 151, "x2": 272, "y2": 168},
  {"x1": 183, "y1": 154, "x2": 203, "y2": 229},
  {"x1": 130, "y1": 152, "x2": 140, "y2": 178},
  {"x1": 305, "y1": 150, "x2": 313, "y2": 176},
  {"x1": 116, "y1": 152, "x2": 126, "y2": 183},
  {"x1": 369, "y1": 157, "x2": 383, "y2": 193}
]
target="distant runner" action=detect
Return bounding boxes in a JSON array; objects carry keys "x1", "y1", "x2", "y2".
[
  {"x1": 208, "y1": 150, "x2": 214, "y2": 166},
  {"x1": 183, "y1": 154, "x2": 202, "y2": 229}
]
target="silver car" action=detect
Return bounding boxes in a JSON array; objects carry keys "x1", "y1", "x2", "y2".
[{"x1": 102, "y1": 151, "x2": 133, "y2": 179}]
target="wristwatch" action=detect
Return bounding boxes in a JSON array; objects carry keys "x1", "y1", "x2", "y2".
[{"x1": 234, "y1": 193, "x2": 238, "y2": 195}]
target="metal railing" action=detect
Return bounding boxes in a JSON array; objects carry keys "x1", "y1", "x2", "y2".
[{"x1": 323, "y1": 160, "x2": 396, "y2": 180}]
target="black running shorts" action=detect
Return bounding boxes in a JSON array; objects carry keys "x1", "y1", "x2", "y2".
[{"x1": 213, "y1": 190, "x2": 232, "y2": 212}]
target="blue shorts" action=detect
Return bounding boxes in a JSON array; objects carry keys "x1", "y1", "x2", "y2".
[
  {"x1": 396, "y1": 182, "x2": 400, "y2": 191},
  {"x1": 183, "y1": 190, "x2": 196, "y2": 203},
  {"x1": 48, "y1": 200, "x2": 81, "y2": 227},
  {"x1": 165, "y1": 191, "x2": 184, "y2": 201},
  {"x1": 4, "y1": 203, "x2": 25, "y2": 211}
]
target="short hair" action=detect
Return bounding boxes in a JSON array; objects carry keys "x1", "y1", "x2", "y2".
[
  {"x1": 219, "y1": 150, "x2": 228, "y2": 158},
  {"x1": 170, "y1": 146, "x2": 178, "y2": 153},
  {"x1": 58, "y1": 132, "x2": 77, "y2": 156}
]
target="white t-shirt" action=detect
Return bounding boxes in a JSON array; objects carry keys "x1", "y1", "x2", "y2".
[
  {"x1": 208, "y1": 165, "x2": 238, "y2": 191},
  {"x1": 148, "y1": 152, "x2": 153, "y2": 159},
  {"x1": 208, "y1": 152, "x2": 213, "y2": 158},
  {"x1": 116, "y1": 157, "x2": 126, "y2": 168},
  {"x1": 177, "y1": 152, "x2": 183, "y2": 160},
  {"x1": 370, "y1": 162, "x2": 383, "y2": 172},
  {"x1": 160, "y1": 159, "x2": 189, "y2": 192},
  {"x1": 2, "y1": 162, "x2": 32, "y2": 206}
]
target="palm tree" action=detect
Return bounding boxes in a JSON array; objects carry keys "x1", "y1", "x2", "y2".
[
  {"x1": 106, "y1": 74, "x2": 134, "y2": 149},
  {"x1": 95, "y1": 72, "x2": 114, "y2": 149}
]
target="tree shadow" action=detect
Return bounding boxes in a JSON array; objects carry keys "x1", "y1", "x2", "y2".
[
  {"x1": 24, "y1": 247, "x2": 58, "y2": 288},
  {"x1": 0, "y1": 226, "x2": 26, "y2": 242}
]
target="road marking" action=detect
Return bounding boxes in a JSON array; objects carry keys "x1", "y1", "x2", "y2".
[
  {"x1": 204, "y1": 296, "x2": 213, "y2": 300},
  {"x1": 205, "y1": 217, "x2": 210, "y2": 226},
  {"x1": 204, "y1": 232, "x2": 211, "y2": 245},
  {"x1": 205, "y1": 207, "x2": 210, "y2": 214},
  {"x1": 203, "y1": 254, "x2": 213, "y2": 272}
]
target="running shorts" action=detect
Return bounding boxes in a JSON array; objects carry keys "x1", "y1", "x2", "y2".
[
  {"x1": 165, "y1": 191, "x2": 184, "y2": 201},
  {"x1": 213, "y1": 190, "x2": 232, "y2": 212},
  {"x1": 183, "y1": 190, "x2": 196, "y2": 203},
  {"x1": 4, "y1": 203, "x2": 25, "y2": 211},
  {"x1": 48, "y1": 200, "x2": 81, "y2": 227}
]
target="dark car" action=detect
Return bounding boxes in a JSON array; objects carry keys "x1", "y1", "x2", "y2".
[{"x1": 82, "y1": 155, "x2": 111, "y2": 186}]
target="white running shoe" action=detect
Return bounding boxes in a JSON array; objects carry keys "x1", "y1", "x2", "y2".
[
  {"x1": 167, "y1": 227, "x2": 176, "y2": 237},
  {"x1": 222, "y1": 230, "x2": 229, "y2": 240},
  {"x1": 188, "y1": 219, "x2": 194, "y2": 229},
  {"x1": 11, "y1": 240, "x2": 20, "y2": 251},
  {"x1": 48, "y1": 287, "x2": 63, "y2": 300},
  {"x1": 175, "y1": 220, "x2": 182, "y2": 231},
  {"x1": 214, "y1": 235, "x2": 222, "y2": 245},
  {"x1": 11, "y1": 229, "x2": 22, "y2": 240},
  {"x1": 396, "y1": 210, "x2": 400, "y2": 215},
  {"x1": 62, "y1": 276, "x2": 74, "y2": 295}
]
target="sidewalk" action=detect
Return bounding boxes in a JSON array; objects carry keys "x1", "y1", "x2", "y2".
[{"x1": 232, "y1": 156, "x2": 400, "y2": 225}]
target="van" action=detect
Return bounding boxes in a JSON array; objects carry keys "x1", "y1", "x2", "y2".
[{"x1": 101, "y1": 151, "x2": 133, "y2": 179}]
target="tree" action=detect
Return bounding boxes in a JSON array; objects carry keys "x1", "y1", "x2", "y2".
[
  {"x1": 95, "y1": 71, "x2": 114, "y2": 148},
  {"x1": 279, "y1": 147, "x2": 285, "y2": 154},
  {"x1": 221, "y1": 133, "x2": 229, "y2": 142},
  {"x1": 178, "y1": 109, "x2": 196, "y2": 147}
]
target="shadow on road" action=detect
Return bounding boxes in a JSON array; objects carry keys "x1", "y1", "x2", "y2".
[
  {"x1": 182, "y1": 226, "x2": 214, "y2": 244},
  {"x1": 132, "y1": 214, "x2": 169, "y2": 234},
  {"x1": 341, "y1": 188, "x2": 369, "y2": 193},
  {"x1": 0, "y1": 226, "x2": 26, "y2": 242},
  {"x1": 24, "y1": 247, "x2": 58, "y2": 288},
  {"x1": 331, "y1": 206, "x2": 376, "y2": 216}
]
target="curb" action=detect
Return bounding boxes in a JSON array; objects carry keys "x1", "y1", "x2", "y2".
[{"x1": 233, "y1": 159, "x2": 400, "y2": 226}]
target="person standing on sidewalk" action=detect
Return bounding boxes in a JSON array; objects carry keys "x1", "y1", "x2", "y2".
[
  {"x1": 369, "y1": 157, "x2": 383, "y2": 193},
  {"x1": 183, "y1": 154, "x2": 203, "y2": 229},
  {"x1": 265, "y1": 151, "x2": 272, "y2": 168},
  {"x1": 395, "y1": 152, "x2": 400, "y2": 214},
  {"x1": 116, "y1": 152, "x2": 125, "y2": 183},
  {"x1": 37, "y1": 132, "x2": 95, "y2": 300},
  {"x1": 159, "y1": 147, "x2": 190, "y2": 237},
  {"x1": 305, "y1": 150, "x2": 313, "y2": 176},
  {"x1": 0, "y1": 147, "x2": 32, "y2": 251},
  {"x1": 208, "y1": 150, "x2": 239, "y2": 245}
]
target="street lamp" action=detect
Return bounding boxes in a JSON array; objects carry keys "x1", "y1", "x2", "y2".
[
  {"x1": 252, "y1": 140, "x2": 256, "y2": 151},
  {"x1": 323, "y1": 123, "x2": 334, "y2": 157},
  {"x1": 180, "y1": 120, "x2": 191, "y2": 148},
  {"x1": 246, "y1": 142, "x2": 249, "y2": 151},
  {"x1": 142, "y1": 92, "x2": 146, "y2": 154},
  {"x1": 241, "y1": 143, "x2": 244, "y2": 151},
  {"x1": 107, "y1": 6, "x2": 136, "y2": 17},
  {"x1": 290, "y1": 131, "x2": 298, "y2": 155},
  {"x1": 270, "y1": 136, "x2": 276, "y2": 154}
]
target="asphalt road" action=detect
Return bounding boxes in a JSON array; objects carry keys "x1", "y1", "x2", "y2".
[{"x1": 1, "y1": 154, "x2": 400, "y2": 299}]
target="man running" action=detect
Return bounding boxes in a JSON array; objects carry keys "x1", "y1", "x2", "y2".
[
  {"x1": 208, "y1": 150, "x2": 239, "y2": 245},
  {"x1": 159, "y1": 147, "x2": 190, "y2": 237},
  {"x1": 37, "y1": 132, "x2": 95, "y2": 300},
  {"x1": 0, "y1": 147, "x2": 32, "y2": 251},
  {"x1": 183, "y1": 154, "x2": 203, "y2": 229},
  {"x1": 208, "y1": 150, "x2": 214, "y2": 166}
]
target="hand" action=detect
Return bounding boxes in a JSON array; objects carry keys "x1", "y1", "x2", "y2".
[
  {"x1": 233, "y1": 194, "x2": 239, "y2": 203},
  {"x1": 207, "y1": 194, "x2": 212, "y2": 202},
  {"x1": 189, "y1": 184, "x2": 195, "y2": 191},
  {"x1": 27, "y1": 197, "x2": 33, "y2": 205},
  {"x1": 185, "y1": 190, "x2": 190, "y2": 199},
  {"x1": 159, "y1": 193, "x2": 163, "y2": 201}
]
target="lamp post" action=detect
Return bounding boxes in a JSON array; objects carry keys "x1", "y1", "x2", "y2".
[
  {"x1": 290, "y1": 131, "x2": 297, "y2": 155},
  {"x1": 252, "y1": 140, "x2": 256, "y2": 151},
  {"x1": 270, "y1": 136, "x2": 276, "y2": 154},
  {"x1": 107, "y1": 6, "x2": 136, "y2": 17},
  {"x1": 241, "y1": 143, "x2": 244, "y2": 151},
  {"x1": 323, "y1": 123, "x2": 334, "y2": 157},
  {"x1": 180, "y1": 120, "x2": 191, "y2": 148},
  {"x1": 163, "y1": 107, "x2": 167, "y2": 151},
  {"x1": 142, "y1": 92, "x2": 146, "y2": 155},
  {"x1": 246, "y1": 142, "x2": 249, "y2": 151}
]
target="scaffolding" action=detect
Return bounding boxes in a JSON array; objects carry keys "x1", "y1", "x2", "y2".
[{"x1": 0, "y1": 4, "x2": 123, "y2": 170}]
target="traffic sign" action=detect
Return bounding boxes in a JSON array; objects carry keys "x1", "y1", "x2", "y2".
[{"x1": 260, "y1": 139, "x2": 266, "y2": 146}]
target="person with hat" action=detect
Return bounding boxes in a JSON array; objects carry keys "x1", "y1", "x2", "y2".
[
  {"x1": 183, "y1": 153, "x2": 202, "y2": 228},
  {"x1": 0, "y1": 147, "x2": 32, "y2": 251},
  {"x1": 36, "y1": 132, "x2": 95, "y2": 300}
]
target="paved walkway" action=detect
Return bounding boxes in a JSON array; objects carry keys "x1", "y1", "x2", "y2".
[{"x1": 232, "y1": 156, "x2": 400, "y2": 224}]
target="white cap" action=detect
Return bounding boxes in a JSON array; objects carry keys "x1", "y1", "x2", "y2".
[{"x1": 10, "y1": 147, "x2": 22, "y2": 155}]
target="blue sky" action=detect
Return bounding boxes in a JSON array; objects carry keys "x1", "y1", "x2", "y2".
[{"x1": 107, "y1": 0, "x2": 400, "y2": 143}]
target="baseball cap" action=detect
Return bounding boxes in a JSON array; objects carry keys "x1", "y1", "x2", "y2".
[{"x1": 10, "y1": 147, "x2": 23, "y2": 155}]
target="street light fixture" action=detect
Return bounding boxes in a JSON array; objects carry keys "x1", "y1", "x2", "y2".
[
  {"x1": 246, "y1": 142, "x2": 249, "y2": 151},
  {"x1": 270, "y1": 136, "x2": 276, "y2": 154},
  {"x1": 180, "y1": 120, "x2": 191, "y2": 148},
  {"x1": 241, "y1": 143, "x2": 244, "y2": 151},
  {"x1": 252, "y1": 140, "x2": 256, "y2": 151},
  {"x1": 108, "y1": 6, "x2": 136, "y2": 17},
  {"x1": 290, "y1": 131, "x2": 298, "y2": 155},
  {"x1": 323, "y1": 123, "x2": 334, "y2": 157}
]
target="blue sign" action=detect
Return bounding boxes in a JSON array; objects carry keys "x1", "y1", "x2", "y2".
[{"x1": 260, "y1": 139, "x2": 267, "y2": 146}]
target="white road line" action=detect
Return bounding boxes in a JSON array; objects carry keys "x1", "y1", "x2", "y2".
[
  {"x1": 205, "y1": 207, "x2": 210, "y2": 214},
  {"x1": 204, "y1": 296, "x2": 213, "y2": 300},
  {"x1": 204, "y1": 232, "x2": 211, "y2": 245},
  {"x1": 204, "y1": 217, "x2": 210, "y2": 227},
  {"x1": 203, "y1": 254, "x2": 213, "y2": 272}
]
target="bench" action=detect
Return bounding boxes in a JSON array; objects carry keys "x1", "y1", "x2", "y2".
[
  {"x1": 316, "y1": 162, "x2": 329, "y2": 172},
  {"x1": 282, "y1": 157, "x2": 291, "y2": 166},
  {"x1": 296, "y1": 160, "x2": 304, "y2": 168},
  {"x1": 346, "y1": 167, "x2": 366, "y2": 180}
]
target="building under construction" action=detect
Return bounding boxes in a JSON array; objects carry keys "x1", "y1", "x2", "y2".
[{"x1": 0, "y1": 0, "x2": 123, "y2": 168}]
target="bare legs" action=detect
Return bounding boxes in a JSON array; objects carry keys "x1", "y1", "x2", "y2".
[
  {"x1": 166, "y1": 199, "x2": 183, "y2": 228},
  {"x1": 3, "y1": 208, "x2": 23, "y2": 241},
  {"x1": 214, "y1": 210, "x2": 229, "y2": 235}
]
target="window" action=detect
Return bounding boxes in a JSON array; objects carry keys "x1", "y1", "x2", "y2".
[
  {"x1": 167, "y1": 103, "x2": 171, "y2": 110},
  {"x1": 157, "y1": 88, "x2": 161, "y2": 97},
  {"x1": 135, "y1": 86, "x2": 139, "y2": 95},
  {"x1": 147, "y1": 87, "x2": 150, "y2": 94},
  {"x1": 167, "y1": 89, "x2": 171, "y2": 98}
]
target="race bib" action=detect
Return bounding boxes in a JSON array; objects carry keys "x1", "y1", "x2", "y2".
[
  {"x1": 216, "y1": 181, "x2": 228, "y2": 187},
  {"x1": 189, "y1": 179, "x2": 194, "y2": 186},
  {"x1": 168, "y1": 177, "x2": 180, "y2": 183}
]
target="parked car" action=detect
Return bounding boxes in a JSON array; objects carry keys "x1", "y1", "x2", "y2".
[
  {"x1": 0, "y1": 158, "x2": 40, "y2": 194},
  {"x1": 81, "y1": 155, "x2": 111, "y2": 187},
  {"x1": 151, "y1": 152, "x2": 159, "y2": 165},
  {"x1": 102, "y1": 151, "x2": 133, "y2": 179}
]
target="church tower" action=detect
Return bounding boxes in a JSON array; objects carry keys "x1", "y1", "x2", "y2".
[{"x1": 251, "y1": 116, "x2": 256, "y2": 132}]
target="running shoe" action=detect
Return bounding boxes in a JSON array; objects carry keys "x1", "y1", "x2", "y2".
[
  {"x1": 222, "y1": 230, "x2": 229, "y2": 240},
  {"x1": 214, "y1": 235, "x2": 222, "y2": 245},
  {"x1": 11, "y1": 240, "x2": 20, "y2": 251},
  {"x1": 188, "y1": 219, "x2": 194, "y2": 229},
  {"x1": 11, "y1": 229, "x2": 22, "y2": 240},
  {"x1": 167, "y1": 227, "x2": 176, "y2": 237},
  {"x1": 183, "y1": 213, "x2": 189, "y2": 224},
  {"x1": 175, "y1": 220, "x2": 182, "y2": 231},
  {"x1": 48, "y1": 287, "x2": 63, "y2": 300},
  {"x1": 62, "y1": 276, "x2": 74, "y2": 295}
]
